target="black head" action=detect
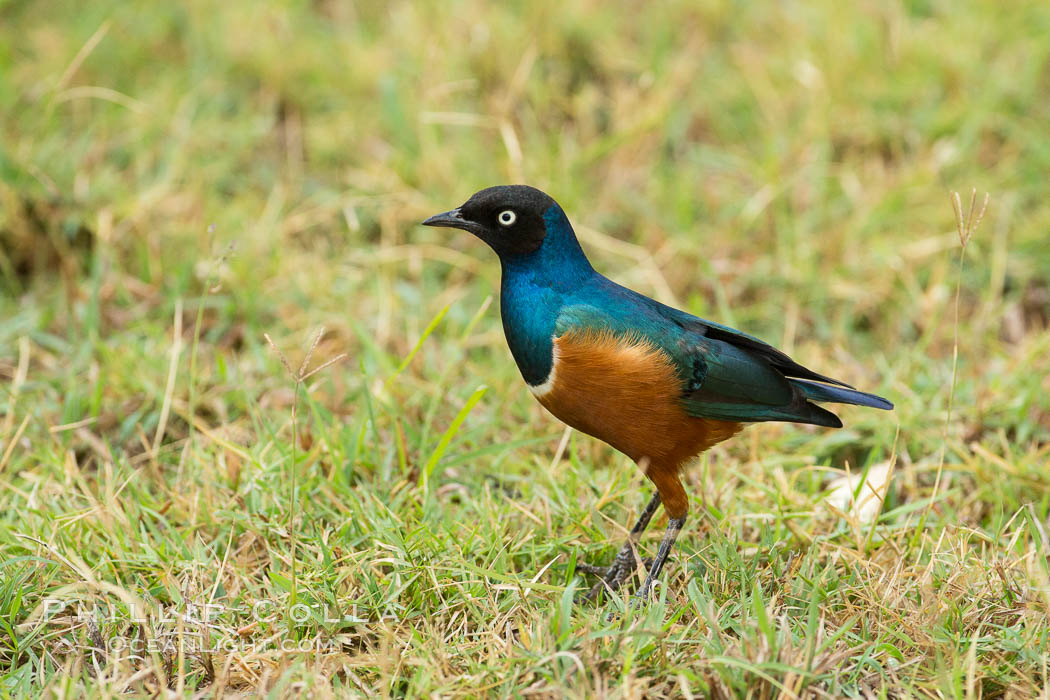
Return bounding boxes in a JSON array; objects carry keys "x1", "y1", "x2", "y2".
[{"x1": 422, "y1": 185, "x2": 558, "y2": 259}]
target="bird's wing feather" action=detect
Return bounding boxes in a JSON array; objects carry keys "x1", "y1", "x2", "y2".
[
  {"x1": 650, "y1": 302, "x2": 853, "y2": 388},
  {"x1": 553, "y1": 303, "x2": 842, "y2": 427}
]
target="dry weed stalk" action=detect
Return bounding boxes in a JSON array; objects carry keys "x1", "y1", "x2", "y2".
[
  {"x1": 264, "y1": 327, "x2": 347, "y2": 613},
  {"x1": 928, "y1": 189, "x2": 989, "y2": 514}
]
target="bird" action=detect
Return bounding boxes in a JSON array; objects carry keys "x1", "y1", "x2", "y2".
[{"x1": 422, "y1": 185, "x2": 893, "y2": 604}]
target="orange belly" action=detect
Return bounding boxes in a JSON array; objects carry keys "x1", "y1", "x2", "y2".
[{"x1": 530, "y1": 328, "x2": 741, "y2": 515}]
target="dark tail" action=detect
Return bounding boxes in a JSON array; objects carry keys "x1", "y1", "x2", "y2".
[{"x1": 791, "y1": 379, "x2": 894, "y2": 411}]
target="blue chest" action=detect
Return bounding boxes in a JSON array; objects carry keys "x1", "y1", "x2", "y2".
[
  {"x1": 497, "y1": 208, "x2": 595, "y2": 385},
  {"x1": 500, "y1": 273, "x2": 562, "y2": 385}
]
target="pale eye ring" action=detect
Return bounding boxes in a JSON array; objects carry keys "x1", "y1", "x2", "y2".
[{"x1": 497, "y1": 210, "x2": 517, "y2": 227}]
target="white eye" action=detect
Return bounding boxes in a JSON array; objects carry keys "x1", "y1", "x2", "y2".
[{"x1": 497, "y1": 210, "x2": 517, "y2": 227}]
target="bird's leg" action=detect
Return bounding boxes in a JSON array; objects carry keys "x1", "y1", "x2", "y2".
[
  {"x1": 633, "y1": 514, "x2": 686, "y2": 603},
  {"x1": 578, "y1": 492, "x2": 661, "y2": 602}
]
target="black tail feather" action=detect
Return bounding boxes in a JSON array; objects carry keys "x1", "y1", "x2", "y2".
[{"x1": 791, "y1": 379, "x2": 894, "y2": 411}]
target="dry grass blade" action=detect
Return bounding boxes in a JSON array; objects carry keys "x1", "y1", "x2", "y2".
[{"x1": 151, "y1": 298, "x2": 183, "y2": 461}]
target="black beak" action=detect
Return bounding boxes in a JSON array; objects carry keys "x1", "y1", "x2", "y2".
[{"x1": 421, "y1": 208, "x2": 469, "y2": 229}]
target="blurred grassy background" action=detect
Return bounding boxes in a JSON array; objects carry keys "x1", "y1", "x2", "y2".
[{"x1": 2, "y1": 0, "x2": 1050, "y2": 696}]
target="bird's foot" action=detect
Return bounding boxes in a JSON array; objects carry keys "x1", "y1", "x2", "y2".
[
  {"x1": 593, "y1": 566, "x2": 663, "y2": 622},
  {"x1": 572, "y1": 562, "x2": 613, "y2": 576},
  {"x1": 632, "y1": 578, "x2": 656, "y2": 607},
  {"x1": 574, "y1": 553, "x2": 652, "y2": 604}
]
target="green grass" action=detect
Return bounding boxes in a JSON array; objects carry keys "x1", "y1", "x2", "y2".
[{"x1": 2, "y1": 0, "x2": 1050, "y2": 696}]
